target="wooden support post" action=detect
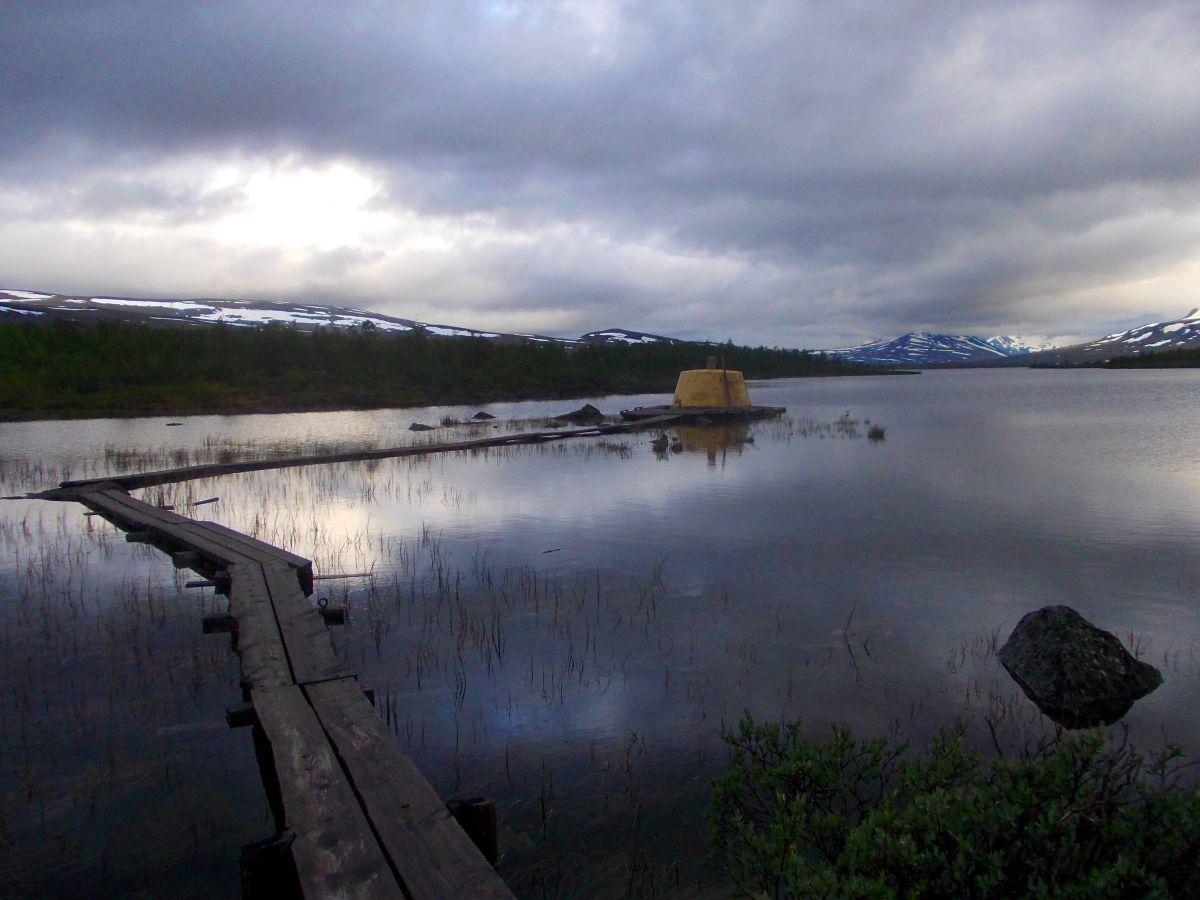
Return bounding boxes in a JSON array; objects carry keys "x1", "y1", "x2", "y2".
[
  {"x1": 240, "y1": 832, "x2": 299, "y2": 900},
  {"x1": 173, "y1": 550, "x2": 203, "y2": 569},
  {"x1": 319, "y1": 606, "x2": 346, "y2": 625},
  {"x1": 226, "y1": 702, "x2": 258, "y2": 728},
  {"x1": 447, "y1": 798, "x2": 499, "y2": 866},
  {"x1": 203, "y1": 614, "x2": 238, "y2": 634}
]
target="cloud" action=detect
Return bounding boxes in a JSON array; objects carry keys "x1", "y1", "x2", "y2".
[{"x1": 1, "y1": 1, "x2": 1198, "y2": 347}]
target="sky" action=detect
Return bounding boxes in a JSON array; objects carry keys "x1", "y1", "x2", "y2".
[{"x1": 1, "y1": 1, "x2": 1198, "y2": 349}]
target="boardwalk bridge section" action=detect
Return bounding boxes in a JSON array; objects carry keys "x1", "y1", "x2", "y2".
[{"x1": 33, "y1": 411, "x2": 782, "y2": 896}]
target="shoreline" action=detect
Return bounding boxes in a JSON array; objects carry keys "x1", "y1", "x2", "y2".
[
  {"x1": 0, "y1": 388, "x2": 665, "y2": 424},
  {"x1": 0, "y1": 371, "x2": 904, "y2": 423}
]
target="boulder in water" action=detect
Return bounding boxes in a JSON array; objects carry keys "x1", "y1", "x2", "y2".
[
  {"x1": 998, "y1": 605, "x2": 1163, "y2": 728},
  {"x1": 553, "y1": 403, "x2": 605, "y2": 425}
]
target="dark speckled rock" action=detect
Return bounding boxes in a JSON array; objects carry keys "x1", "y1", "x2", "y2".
[
  {"x1": 553, "y1": 403, "x2": 605, "y2": 425},
  {"x1": 998, "y1": 605, "x2": 1163, "y2": 729}
]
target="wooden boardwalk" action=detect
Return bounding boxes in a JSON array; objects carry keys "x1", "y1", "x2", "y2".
[
  {"x1": 59, "y1": 416, "x2": 684, "y2": 493},
  {"x1": 30, "y1": 411, "x2": 788, "y2": 895},
  {"x1": 58, "y1": 485, "x2": 513, "y2": 898},
  {"x1": 618, "y1": 403, "x2": 786, "y2": 421}
]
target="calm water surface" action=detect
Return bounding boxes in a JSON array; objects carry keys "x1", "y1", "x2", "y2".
[{"x1": 2, "y1": 369, "x2": 1199, "y2": 896}]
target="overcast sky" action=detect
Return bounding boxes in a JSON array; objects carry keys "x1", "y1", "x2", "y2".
[{"x1": 2, "y1": 1, "x2": 1198, "y2": 347}]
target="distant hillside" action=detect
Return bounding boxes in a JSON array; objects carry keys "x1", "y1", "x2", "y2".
[
  {"x1": 578, "y1": 327, "x2": 686, "y2": 345},
  {"x1": 823, "y1": 308, "x2": 1200, "y2": 367},
  {"x1": 823, "y1": 332, "x2": 1050, "y2": 366},
  {"x1": 0, "y1": 289, "x2": 707, "y2": 348},
  {"x1": 0, "y1": 289, "x2": 577, "y2": 343},
  {"x1": 0, "y1": 315, "x2": 876, "y2": 419},
  {"x1": 1104, "y1": 345, "x2": 1200, "y2": 368},
  {"x1": 1015, "y1": 308, "x2": 1200, "y2": 365}
]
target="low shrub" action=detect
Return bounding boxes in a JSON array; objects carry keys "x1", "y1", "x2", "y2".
[{"x1": 708, "y1": 714, "x2": 1200, "y2": 897}]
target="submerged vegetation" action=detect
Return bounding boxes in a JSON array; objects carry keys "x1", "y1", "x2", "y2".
[
  {"x1": 709, "y1": 715, "x2": 1200, "y2": 898},
  {"x1": 5, "y1": 388, "x2": 1199, "y2": 895},
  {"x1": 0, "y1": 320, "x2": 875, "y2": 418}
]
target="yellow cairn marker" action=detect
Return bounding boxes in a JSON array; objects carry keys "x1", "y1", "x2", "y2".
[{"x1": 671, "y1": 364, "x2": 751, "y2": 408}]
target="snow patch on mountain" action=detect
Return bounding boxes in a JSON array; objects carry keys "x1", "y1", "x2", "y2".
[
  {"x1": 1074, "y1": 308, "x2": 1200, "y2": 357},
  {"x1": 578, "y1": 327, "x2": 683, "y2": 345},
  {"x1": 0, "y1": 290, "x2": 584, "y2": 343},
  {"x1": 823, "y1": 332, "x2": 1038, "y2": 366},
  {"x1": 984, "y1": 335, "x2": 1054, "y2": 354}
]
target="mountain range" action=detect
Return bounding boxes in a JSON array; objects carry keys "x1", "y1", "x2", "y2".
[
  {"x1": 819, "y1": 310, "x2": 1200, "y2": 366},
  {"x1": 0, "y1": 289, "x2": 665, "y2": 346},
  {"x1": 822, "y1": 333, "x2": 1053, "y2": 366},
  {"x1": 3, "y1": 289, "x2": 1198, "y2": 365},
  {"x1": 1009, "y1": 307, "x2": 1200, "y2": 365}
]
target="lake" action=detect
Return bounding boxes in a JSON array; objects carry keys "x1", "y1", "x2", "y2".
[{"x1": 2, "y1": 368, "x2": 1199, "y2": 897}]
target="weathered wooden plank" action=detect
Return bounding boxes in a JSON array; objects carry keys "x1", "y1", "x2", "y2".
[
  {"x1": 619, "y1": 405, "x2": 785, "y2": 421},
  {"x1": 252, "y1": 685, "x2": 403, "y2": 899},
  {"x1": 52, "y1": 482, "x2": 518, "y2": 898},
  {"x1": 86, "y1": 488, "x2": 193, "y2": 525},
  {"x1": 75, "y1": 492, "x2": 176, "y2": 533},
  {"x1": 225, "y1": 564, "x2": 293, "y2": 689},
  {"x1": 306, "y1": 678, "x2": 514, "y2": 899},
  {"x1": 79, "y1": 490, "x2": 262, "y2": 570},
  {"x1": 192, "y1": 521, "x2": 314, "y2": 594},
  {"x1": 57, "y1": 415, "x2": 688, "y2": 493},
  {"x1": 260, "y1": 564, "x2": 352, "y2": 686}
]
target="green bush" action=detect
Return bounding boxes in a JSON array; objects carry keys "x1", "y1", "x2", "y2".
[{"x1": 708, "y1": 714, "x2": 1200, "y2": 898}]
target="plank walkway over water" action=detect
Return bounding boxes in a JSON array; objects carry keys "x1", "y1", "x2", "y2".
[
  {"x1": 618, "y1": 403, "x2": 786, "y2": 421},
  {"x1": 30, "y1": 408, "x2": 789, "y2": 895},
  {"x1": 53, "y1": 484, "x2": 513, "y2": 899},
  {"x1": 59, "y1": 415, "x2": 686, "y2": 492}
]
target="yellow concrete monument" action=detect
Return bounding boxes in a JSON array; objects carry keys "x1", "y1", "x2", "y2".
[
  {"x1": 619, "y1": 356, "x2": 784, "y2": 421},
  {"x1": 671, "y1": 356, "x2": 751, "y2": 408}
]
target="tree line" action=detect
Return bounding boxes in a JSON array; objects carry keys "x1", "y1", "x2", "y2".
[{"x1": 0, "y1": 320, "x2": 875, "y2": 417}]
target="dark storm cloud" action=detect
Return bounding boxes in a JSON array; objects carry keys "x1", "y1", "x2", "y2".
[{"x1": 2, "y1": 1, "x2": 1198, "y2": 346}]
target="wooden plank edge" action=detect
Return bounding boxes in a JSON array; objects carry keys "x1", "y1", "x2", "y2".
[
  {"x1": 260, "y1": 564, "x2": 353, "y2": 686},
  {"x1": 252, "y1": 684, "x2": 404, "y2": 899},
  {"x1": 306, "y1": 678, "x2": 514, "y2": 899}
]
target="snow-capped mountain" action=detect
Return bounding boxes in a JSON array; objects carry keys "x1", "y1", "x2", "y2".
[
  {"x1": 577, "y1": 327, "x2": 684, "y2": 345},
  {"x1": 10, "y1": 287, "x2": 1194, "y2": 366},
  {"x1": 825, "y1": 309, "x2": 1200, "y2": 367},
  {"x1": 1021, "y1": 308, "x2": 1200, "y2": 364},
  {"x1": 984, "y1": 335, "x2": 1055, "y2": 355},
  {"x1": 823, "y1": 332, "x2": 1040, "y2": 366},
  {"x1": 0, "y1": 289, "x2": 581, "y2": 344},
  {"x1": 0, "y1": 289, "x2": 704, "y2": 348}
]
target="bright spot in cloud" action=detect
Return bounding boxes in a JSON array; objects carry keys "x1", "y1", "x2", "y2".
[{"x1": 212, "y1": 160, "x2": 384, "y2": 251}]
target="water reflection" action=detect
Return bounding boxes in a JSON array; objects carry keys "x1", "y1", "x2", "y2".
[
  {"x1": 3, "y1": 370, "x2": 1200, "y2": 895},
  {"x1": 673, "y1": 423, "x2": 752, "y2": 466}
]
